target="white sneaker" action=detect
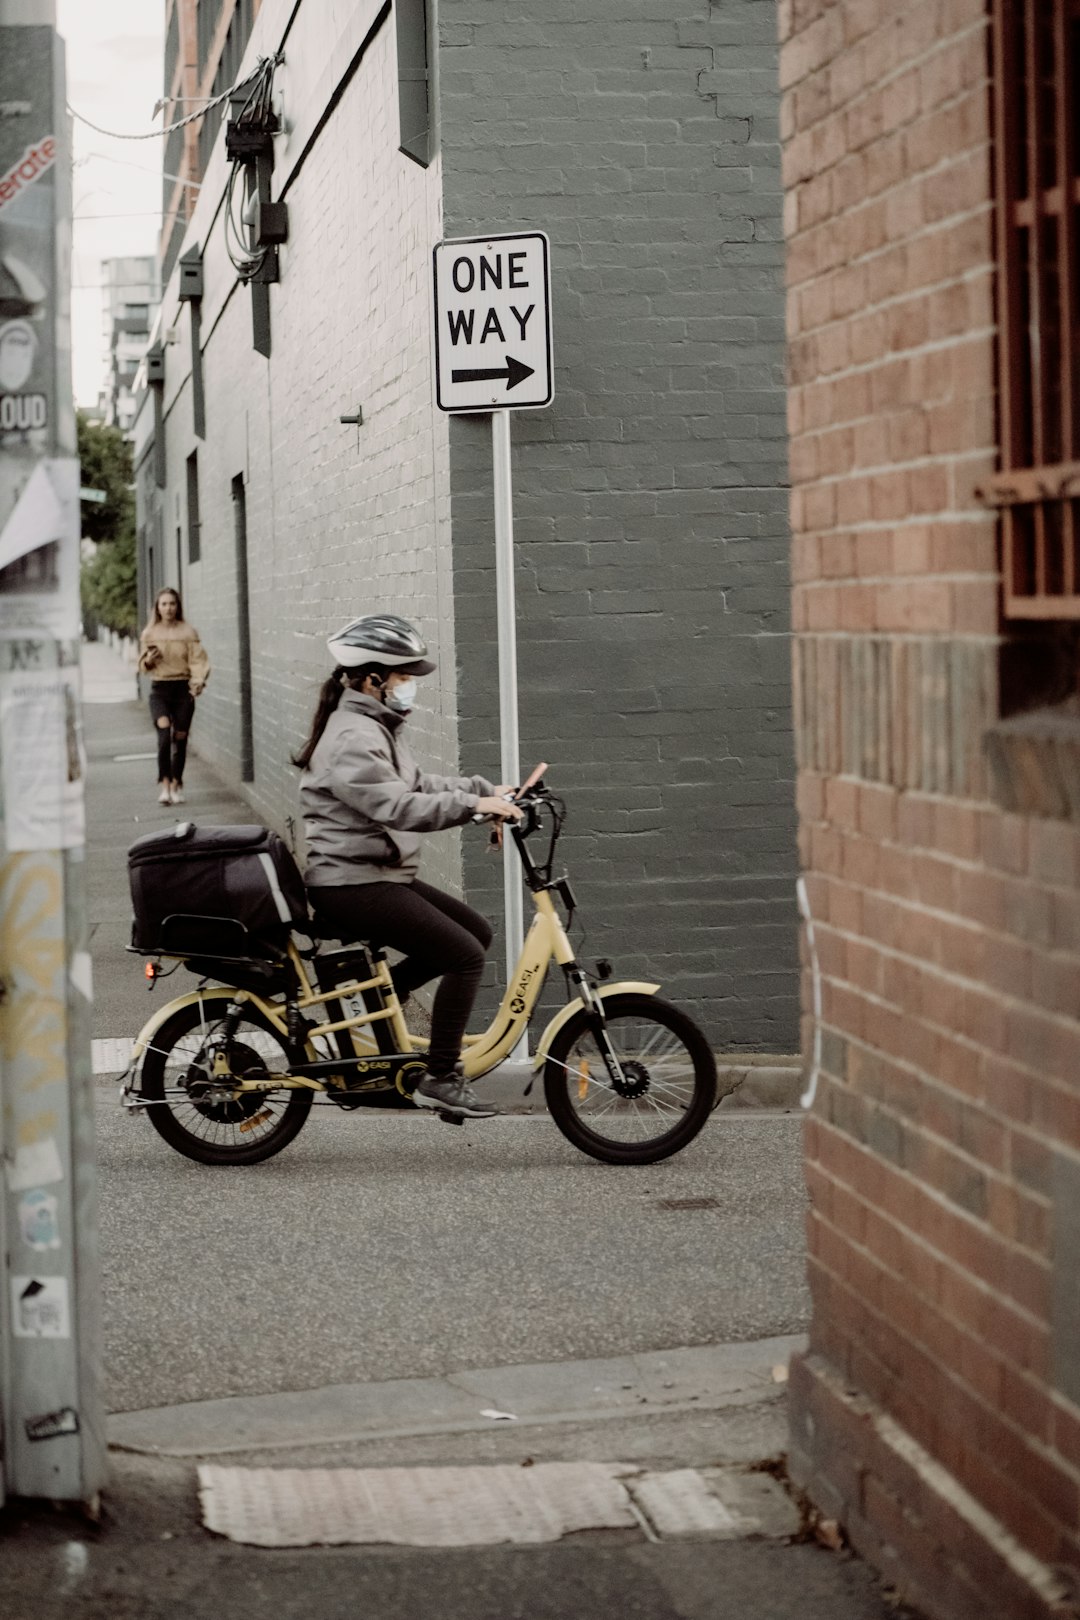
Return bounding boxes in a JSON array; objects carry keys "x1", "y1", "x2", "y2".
[
  {"x1": 170, "y1": 785, "x2": 185, "y2": 805},
  {"x1": 158, "y1": 785, "x2": 171, "y2": 805}
]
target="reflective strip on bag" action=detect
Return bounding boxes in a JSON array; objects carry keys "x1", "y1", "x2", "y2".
[{"x1": 257, "y1": 852, "x2": 294, "y2": 924}]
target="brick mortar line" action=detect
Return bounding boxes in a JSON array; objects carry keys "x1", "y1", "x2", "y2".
[
  {"x1": 808, "y1": 855, "x2": 1080, "y2": 983},
  {"x1": 785, "y1": 201, "x2": 993, "y2": 295},
  {"x1": 806, "y1": 1040, "x2": 1053, "y2": 1211},
  {"x1": 787, "y1": 322, "x2": 997, "y2": 383},
  {"x1": 781, "y1": 12, "x2": 989, "y2": 124},
  {"x1": 808, "y1": 1054, "x2": 1049, "y2": 1214},
  {"x1": 806, "y1": 1132, "x2": 1051, "y2": 1336},
  {"x1": 809, "y1": 1014, "x2": 1065, "y2": 1191},
  {"x1": 812, "y1": 953, "x2": 1080, "y2": 1120},
  {"x1": 784, "y1": 76, "x2": 990, "y2": 184},
  {"x1": 790, "y1": 266, "x2": 994, "y2": 347},
  {"x1": 791, "y1": 510, "x2": 995, "y2": 534},
  {"x1": 793, "y1": 275, "x2": 994, "y2": 359},
  {"x1": 793, "y1": 575, "x2": 999, "y2": 589},
  {"x1": 787, "y1": 130, "x2": 993, "y2": 233},
  {"x1": 793, "y1": 631, "x2": 997, "y2": 642},
  {"x1": 804, "y1": 1215, "x2": 1077, "y2": 1490},
  {"x1": 810, "y1": 1197, "x2": 1057, "y2": 1385}
]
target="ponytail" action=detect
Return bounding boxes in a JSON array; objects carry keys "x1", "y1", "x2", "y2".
[{"x1": 292, "y1": 667, "x2": 346, "y2": 769}]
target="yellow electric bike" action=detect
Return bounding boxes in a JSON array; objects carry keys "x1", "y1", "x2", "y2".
[{"x1": 123, "y1": 771, "x2": 717, "y2": 1167}]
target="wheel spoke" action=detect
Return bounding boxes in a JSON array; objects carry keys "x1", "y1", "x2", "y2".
[
  {"x1": 141, "y1": 1004, "x2": 311, "y2": 1164},
  {"x1": 546, "y1": 1003, "x2": 712, "y2": 1156}
]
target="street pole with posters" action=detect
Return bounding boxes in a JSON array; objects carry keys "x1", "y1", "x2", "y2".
[{"x1": 0, "y1": 0, "x2": 105, "y2": 1506}]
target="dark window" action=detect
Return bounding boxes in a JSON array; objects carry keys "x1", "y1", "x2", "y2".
[
  {"x1": 991, "y1": 0, "x2": 1080, "y2": 617},
  {"x1": 186, "y1": 452, "x2": 201, "y2": 564}
]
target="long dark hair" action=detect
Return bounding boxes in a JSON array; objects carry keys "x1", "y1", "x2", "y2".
[
  {"x1": 144, "y1": 586, "x2": 184, "y2": 633},
  {"x1": 293, "y1": 663, "x2": 387, "y2": 769}
]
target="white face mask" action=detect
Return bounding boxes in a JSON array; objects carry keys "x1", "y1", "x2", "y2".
[{"x1": 385, "y1": 677, "x2": 417, "y2": 715}]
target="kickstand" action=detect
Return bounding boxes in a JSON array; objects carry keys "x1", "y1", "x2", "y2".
[{"x1": 437, "y1": 1109, "x2": 465, "y2": 1126}]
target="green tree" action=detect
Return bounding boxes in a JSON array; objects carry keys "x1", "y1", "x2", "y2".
[{"x1": 78, "y1": 411, "x2": 138, "y2": 635}]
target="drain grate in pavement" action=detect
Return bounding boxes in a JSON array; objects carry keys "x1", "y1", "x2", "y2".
[
  {"x1": 197, "y1": 1462, "x2": 800, "y2": 1548},
  {"x1": 656, "y1": 1196, "x2": 721, "y2": 1211}
]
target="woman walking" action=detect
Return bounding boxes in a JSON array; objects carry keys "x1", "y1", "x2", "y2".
[
  {"x1": 138, "y1": 587, "x2": 210, "y2": 806},
  {"x1": 295, "y1": 613, "x2": 521, "y2": 1120}
]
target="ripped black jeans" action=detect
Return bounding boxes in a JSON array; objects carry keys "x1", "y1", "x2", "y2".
[
  {"x1": 149, "y1": 681, "x2": 195, "y2": 783},
  {"x1": 308, "y1": 878, "x2": 494, "y2": 1077}
]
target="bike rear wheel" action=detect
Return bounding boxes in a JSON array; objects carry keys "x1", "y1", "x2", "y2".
[
  {"x1": 139, "y1": 997, "x2": 312, "y2": 1165},
  {"x1": 543, "y1": 993, "x2": 716, "y2": 1165}
]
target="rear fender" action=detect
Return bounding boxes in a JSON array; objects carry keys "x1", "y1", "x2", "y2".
[
  {"x1": 131, "y1": 986, "x2": 282, "y2": 1065},
  {"x1": 532, "y1": 981, "x2": 660, "y2": 1071}
]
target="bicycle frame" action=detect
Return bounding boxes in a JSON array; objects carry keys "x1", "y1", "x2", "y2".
[
  {"x1": 131, "y1": 888, "x2": 659, "y2": 1094},
  {"x1": 130, "y1": 787, "x2": 660, "y2": 1097}
]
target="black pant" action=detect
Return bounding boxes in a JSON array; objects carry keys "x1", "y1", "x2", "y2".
[
  {"x1": 308, "y1": 879, "x2": 493, "y2": 1076},
  {"x1": 149, "y1": 682, "x2": 195, "y2": 783}
]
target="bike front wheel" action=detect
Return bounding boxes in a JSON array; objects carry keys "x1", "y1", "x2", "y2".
[
  {"x1": 543, "y1": 993, "x2": 716, "y2": 1165},
  {"x1": 139, "y1": 996, "x2": 313, "y2": 1166}
]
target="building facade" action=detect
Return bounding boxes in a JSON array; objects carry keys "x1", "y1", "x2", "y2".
[
  {"x1": 135, "y1": 0, "x2": 797, "y2": 1050},
  {"x1": 782, "y1": 1, "x2": 1080, "y2": 1614},
  {"x1": 100, "y1": 256, "x2": 159, "y2": 432},
  {"x1": 161, "y1": 0, "x2": 262, "y2": 284}
]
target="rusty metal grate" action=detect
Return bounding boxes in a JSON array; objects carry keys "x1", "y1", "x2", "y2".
[{"x1": 989, "y1": 0, "x2": 1080, "y2": 617}]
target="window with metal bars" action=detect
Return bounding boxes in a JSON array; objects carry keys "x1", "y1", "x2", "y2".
[{"x1": 991, "y1": 0, "x2": 1080, "y2": 618}]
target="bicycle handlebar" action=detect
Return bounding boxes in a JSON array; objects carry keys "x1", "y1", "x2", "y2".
[{"x1": 471, "y1": 762, "x2": 550, "y2": 824}]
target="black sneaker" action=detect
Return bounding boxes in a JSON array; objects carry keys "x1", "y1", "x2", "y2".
[{"x1": 412, "y1": 1071, "x2": 498, "y2": 1119}]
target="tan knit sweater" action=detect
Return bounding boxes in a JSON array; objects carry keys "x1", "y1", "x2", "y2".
[{"x1": 138, "y1": 621, "x2": 210, "y2": 691}]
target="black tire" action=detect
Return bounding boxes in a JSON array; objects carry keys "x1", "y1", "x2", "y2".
[
  {"x1": 140, "y1": 996, "x2": 313, "y2": 1166},
  {"x1": 543, "y1": 993, "x2": 716, "y2": 1165}
]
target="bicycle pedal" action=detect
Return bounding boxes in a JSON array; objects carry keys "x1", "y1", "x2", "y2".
[{"x1": 437, "y1": 1109, "x2": 466, "y2": 1126}]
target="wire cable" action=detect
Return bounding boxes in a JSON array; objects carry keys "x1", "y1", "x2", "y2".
[{"x1": 67, "y1": 53, "x2": 279, "y2": 142}]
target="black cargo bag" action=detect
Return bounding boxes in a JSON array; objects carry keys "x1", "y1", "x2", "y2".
[{"x1": 128, "y1": 823, "x2": 309, "y2": 958}]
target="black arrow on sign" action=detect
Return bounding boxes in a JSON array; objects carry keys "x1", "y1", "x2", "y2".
[{"x1": 451, "y1": 354, "x2": 535, "y2": 391}]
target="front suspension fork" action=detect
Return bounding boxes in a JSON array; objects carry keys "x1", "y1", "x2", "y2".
[{"x1": 567, "y1": 966, "x2": 625, "y2": 1085}]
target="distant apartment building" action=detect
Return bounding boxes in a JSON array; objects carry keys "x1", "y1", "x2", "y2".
[
  {"x1": 161, "y1": 0, "x2": 261, "y2": 283},
  {"x1": 100, "y1": 256, "x2": 159, "y2": 433}
]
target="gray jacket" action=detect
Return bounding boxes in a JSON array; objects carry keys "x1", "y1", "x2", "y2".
[{"x1": 301, "y1": 690, "x2": 494, "y2": 887}]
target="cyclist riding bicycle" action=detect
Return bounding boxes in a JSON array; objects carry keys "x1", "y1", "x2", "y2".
[{"x1": 294, "y1": 613, "x2": 522, "y2": 1120}]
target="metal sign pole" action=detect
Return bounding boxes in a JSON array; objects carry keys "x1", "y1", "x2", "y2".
[{"x1": 491, "y1": 409, "x2": 527, "y2": 1054}]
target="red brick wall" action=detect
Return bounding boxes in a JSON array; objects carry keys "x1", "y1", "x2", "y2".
[{"x1": 781, "y1": 1, "x2": 1080, "y2": 1612}]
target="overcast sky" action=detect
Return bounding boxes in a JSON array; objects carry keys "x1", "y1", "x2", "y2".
[{"x1": 59, "y1": 1, "x2": 165, "y2": 407}]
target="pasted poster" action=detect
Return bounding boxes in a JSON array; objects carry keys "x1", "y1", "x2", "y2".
[
  {"x1": 0, "y1": 26, "x2": 76, "y2": 639},
  {"x1": 0, "y1": 660, "x2": 84, "y2": 849}
]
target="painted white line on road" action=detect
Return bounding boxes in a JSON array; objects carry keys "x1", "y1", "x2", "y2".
[{"x1": 92, "y1": 1037, "x2": 133, "y2": 1074}]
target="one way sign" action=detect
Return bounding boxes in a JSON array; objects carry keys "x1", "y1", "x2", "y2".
[{"x1": 432, "y1": 231, "x2": 553, "y2": 413}]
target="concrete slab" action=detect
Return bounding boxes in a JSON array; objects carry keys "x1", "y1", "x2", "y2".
[{"x1": 108, "y1": 1335, "x2": 806, "y2": 1459}]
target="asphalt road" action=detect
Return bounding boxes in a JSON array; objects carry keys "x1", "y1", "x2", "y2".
[
  {"x1": 97, "y1": 1100, "x2": 809, "y2": 1413},
  {"x1": 84, "y1": 649, "x2": 810, "y2": 1418}
]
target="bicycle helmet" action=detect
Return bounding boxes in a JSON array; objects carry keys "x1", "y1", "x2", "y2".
[{"x1": 326, "y1": 614, "x2": 436, "y2": 674}]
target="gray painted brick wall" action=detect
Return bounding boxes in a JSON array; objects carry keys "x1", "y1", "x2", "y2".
[{"x1": 438, "y1": 0, "x2": 798, "y2": 1049}]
